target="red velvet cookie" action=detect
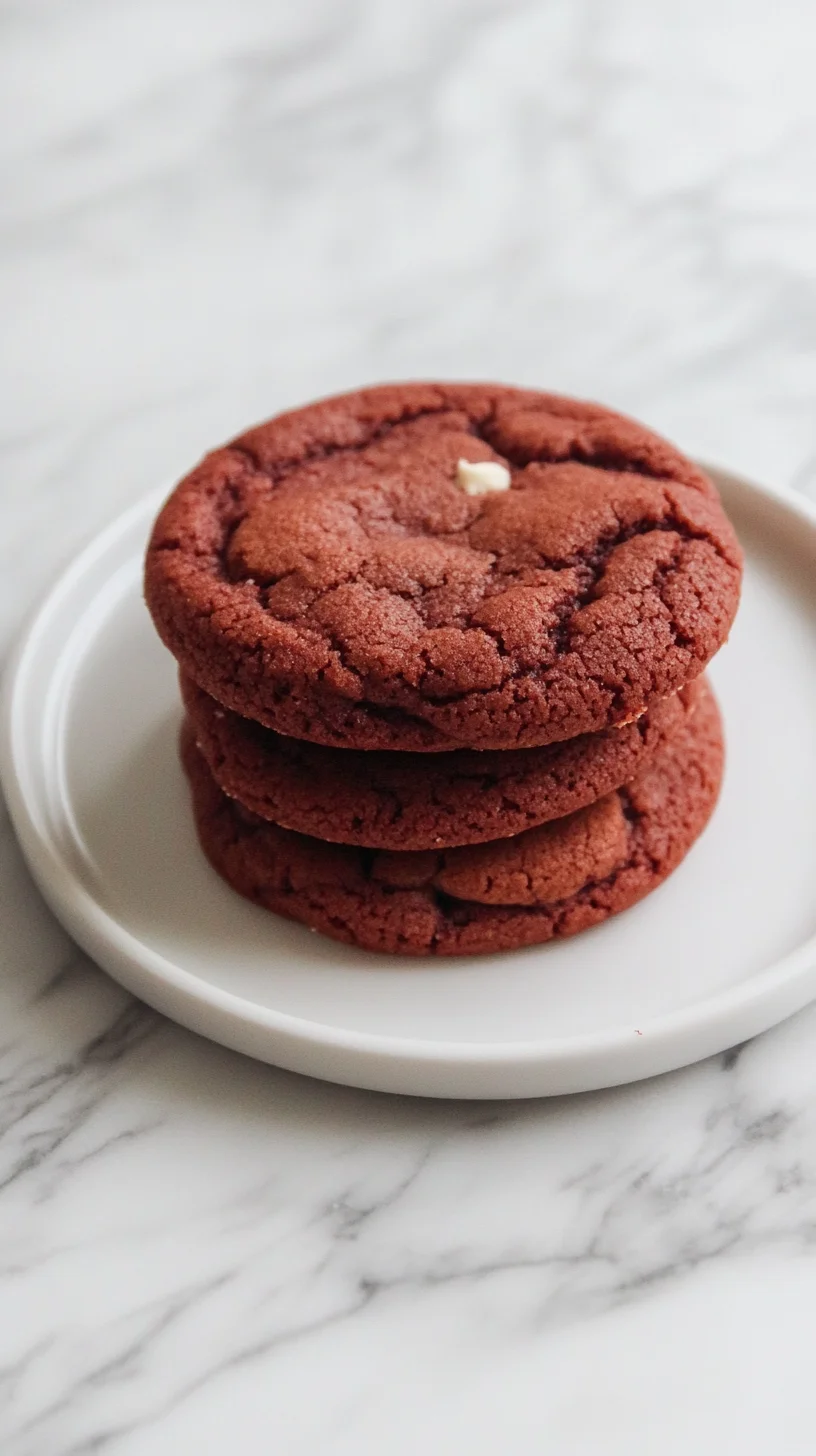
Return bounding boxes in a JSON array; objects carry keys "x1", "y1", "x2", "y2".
[
  {"x1": 182, "y1": 671, "x2": 702, "y2": 850},
  {"x1": 180, "y1": 680, "x2": 724, "y2": 957},
  {"x1": 146, "y1": 383, "x2": 742, "y2": 752}
]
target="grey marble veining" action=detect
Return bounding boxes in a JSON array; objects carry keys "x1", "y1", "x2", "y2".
[{"x1": 4, "y1": 1, "x2": 816, "y2": 1451}]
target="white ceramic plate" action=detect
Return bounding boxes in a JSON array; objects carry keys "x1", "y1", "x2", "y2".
[{"x1": 2, "y1": 467, "x2": 816, "y2": 1098}]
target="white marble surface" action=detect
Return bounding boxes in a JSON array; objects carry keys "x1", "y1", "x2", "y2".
[{"x1": 3, "y1": 0, "x2": 816, "y2": 1450}]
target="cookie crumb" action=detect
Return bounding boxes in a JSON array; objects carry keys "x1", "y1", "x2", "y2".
[{"x1": 456, "y1": 458, "x2": 511, "y2": 495}]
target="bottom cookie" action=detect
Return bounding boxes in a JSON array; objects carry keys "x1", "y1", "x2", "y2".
[{"x1": 181, "y1": 682, "x2": 724, "y2": 957}]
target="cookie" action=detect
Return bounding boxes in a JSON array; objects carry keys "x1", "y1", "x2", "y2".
[
  {"x1": 181, "y1": 679, "x2": 724, "y2": 957},
  {"x1": 181, "y1": 671, "x2": 702, "y2": 850},
  {"x1": 145, "y1": 383, "x2": 742, "y2": 752}
]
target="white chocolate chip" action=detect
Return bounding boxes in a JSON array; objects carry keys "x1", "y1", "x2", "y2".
[{"x1": 456, "y1": 458, "x2": 511, "y2": 495}]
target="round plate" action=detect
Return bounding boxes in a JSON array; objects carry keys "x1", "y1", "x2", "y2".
[{"x1": 2, "y1": 468, "x2": 816, "y2": 1098}]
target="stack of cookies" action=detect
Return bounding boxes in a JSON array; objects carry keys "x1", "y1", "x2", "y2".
[{"x1": 144, "y1": 384, "x2": 742, "y2": 957}]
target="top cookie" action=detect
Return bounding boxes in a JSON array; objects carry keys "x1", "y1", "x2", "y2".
[{"x1": 145, "y1": 383, "x2": 742, "y2": 751}]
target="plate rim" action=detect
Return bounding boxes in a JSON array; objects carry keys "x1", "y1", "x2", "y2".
[{"x1": 3, "y1": 466, "x2": 816, "y2": 1094}]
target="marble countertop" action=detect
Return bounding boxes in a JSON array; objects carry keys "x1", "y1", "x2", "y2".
[{"x1": 4, "y1": 1, "x2": 816, "y2": 1451}]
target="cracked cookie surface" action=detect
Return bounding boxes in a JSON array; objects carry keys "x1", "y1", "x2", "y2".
[
  {"x1": 146, "y1": 383, "x2": 742, "y2": 751},
  {"x1": 181, "y1": 680, "x2": 724, "y2": 957},
  {"x1": 182, "y1": 673, "x2": 702, "y2": 850}
]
